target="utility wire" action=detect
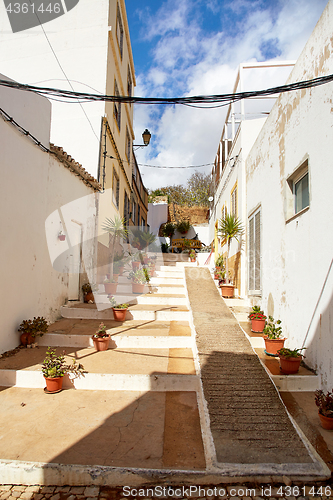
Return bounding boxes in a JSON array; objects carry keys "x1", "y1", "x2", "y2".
[{"x1": 0, "y1": 73, "x2": 332, "y2": 106}]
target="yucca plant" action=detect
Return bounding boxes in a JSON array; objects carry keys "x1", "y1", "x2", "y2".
[
  {"x1": 218, "y1": 214, "x2": 244, "y2": 284},
  {"x1": 101, "y1": 216, "x2": 128, "y2": 277}
]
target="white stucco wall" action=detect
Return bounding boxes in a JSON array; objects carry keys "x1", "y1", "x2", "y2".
[
  {"x1": 246, "y1": 0, "x2": 333, "y2": 389},
  {"x1": 0, "y1": 0, "x2": 109, "y2": 176},
  {"x1": 0, "y1": 81, "x2": 97, "y2": 354},
  {"x1": 147, "y1": 202, "x2": 168, "y2": 236}
]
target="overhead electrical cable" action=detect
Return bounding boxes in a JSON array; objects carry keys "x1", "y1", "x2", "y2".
[{"x1": 0, "y1": 73, "x2": 332, "y2": 106}]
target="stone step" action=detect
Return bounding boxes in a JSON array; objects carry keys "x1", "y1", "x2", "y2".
[
  {"x1": 150, "y1": 276, "x2": 185, "y2": 285},
  {"x1": 254, "y1": 348, "x2": 320, "y2": 392},
  {"x1": 128, "y1": 304, "x2": 190, "y2": 321},
  {"x1": 39, "y1": 319, "x2": 193, "y2": 348},
  {"x1": 136, "y1": 293, "x2": 187, "y2": 306},
  {"x1": 156, "y1": 284, "x2": 186, "y2": 294},
  {"x1": 0, "y1": 346, "x2": 198, "y2": 392}
]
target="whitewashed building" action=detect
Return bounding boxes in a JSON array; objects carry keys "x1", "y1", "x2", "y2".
[
  {"x1": 0, "y1": 76, "x2": 100, "y2": 354},
  {"x1": 246, "y1": 0, "x2": 333, "y2": 389}
]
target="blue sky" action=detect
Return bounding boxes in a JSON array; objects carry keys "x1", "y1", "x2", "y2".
[{"x1": 122, "y1": 0, "x2": 328, "y2": 190}]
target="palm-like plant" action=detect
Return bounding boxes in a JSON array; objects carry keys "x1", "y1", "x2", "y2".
[
  {"x1": 101, "y1": 216, "x2": 128, "y2": 277},
  {"x1": 218, "y1": 214, "x2": 244, "y2": 284}
]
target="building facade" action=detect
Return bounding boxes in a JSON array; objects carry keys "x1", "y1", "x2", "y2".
[{"x1": 245, "y1": 0, "x2": 333, "y2": 389}]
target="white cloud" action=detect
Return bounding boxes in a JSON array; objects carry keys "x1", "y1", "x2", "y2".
[{"x1": 134, "y1": 0, "x2": 328, "y2": 190}]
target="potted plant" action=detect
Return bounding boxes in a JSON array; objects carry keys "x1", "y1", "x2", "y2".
[
  {"x1": 216, "y1": 269, "x2": 226, "y2": 286},
  {"x1": 42, "y1": 347, "x2": 86, "y2": 393},
  {"x1": 263, "y1": 316, "x2": 286, "y2": 356},
  {"x1": 109, "y1": 296, "x2": 129, "y2": 322},
  {"x1": 92, "y1": 322, "x2": 110, "y2": 351},
  {"x1": 248, "y1": 306, "x2": 267, "y2": 333},
  {"x1": 218, "y1": 214, "x2": 244, "y2": 298},
  {"x1": 315, "y1": 390, "x2": 333, "y2": 430},
  {"x1": 101, "y1": 216, "x2": 129, "y2": 279},
  {"x1": 82, "y1": 282, "x2": 95, "y2": 303},
  {"x1": 189, "y1": 249, "x2": 196, "y2": 262},
  {"x1": 162, "y1": 222, "x2": 175, "y2": 241},
  {"x1": 103, "y1": 277, "x2": 118, "y2": 295},
  {"x1": 58, "y1": 231, "x2": 66, "y2": 241},
  {"x1": 128, "y1": 268, "x2": 150, "y2": 294},
  {"x1": 176, "y1": 220, "x2": 191, "y2": 234},
  {"x1": 214, "y1": 254, "x2": 224, "y2": 275},
  {"x1": 19, "y1": 316, "x2": 48, "y2": 346},
  {"x1": 277, "y1": 347, "x2": 305, "y2": 374}
]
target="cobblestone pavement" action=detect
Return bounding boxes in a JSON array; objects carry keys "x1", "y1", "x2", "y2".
[{"x1": 1, "y1": 483, "x2": 333, "y2": 500}]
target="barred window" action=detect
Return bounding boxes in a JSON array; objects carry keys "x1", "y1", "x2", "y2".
[
  {"x1": 114, "y1": 81, "x2": 121, "y2": 130},
  {"x1": 248, "y1": 208, "x2": 261, "y2": 293}
]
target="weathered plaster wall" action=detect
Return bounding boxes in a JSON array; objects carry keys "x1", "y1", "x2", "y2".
[
  {"x1": 0, "y1": 82, "x2": 97, "y2": 354},
  {"x1": 246, "y1": 0, "x2": 333, "y2": 389},
  {"x1": 209, "y1": 118, "x2": 266, "y2": 296}
]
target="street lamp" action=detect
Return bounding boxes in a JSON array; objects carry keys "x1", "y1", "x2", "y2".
[{"x1": 133, "y1": 129, "x2": 151, "y2": 148}]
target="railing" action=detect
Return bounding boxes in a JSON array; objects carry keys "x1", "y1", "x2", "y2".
[{"x1": 171, "y1": 239, "x2": 202, "y2": 252}]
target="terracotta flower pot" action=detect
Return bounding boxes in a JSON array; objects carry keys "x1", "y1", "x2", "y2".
[
  {"x1": 132, "y1": 261, "x2": 140, "y2": 271},
  {"x1": 92, "y1": 335, "x2": 110, "y2": 351},
  {"x1": 264, "y1": 337, "x2": 286, "y2": 356},
  {"x1": 84, "y1": 292, "x2": 94, "y2": 303},
  {"x1": 132, "y1": 282, "x2": 145, "y2": 294},
  {"x1": 44, "y1": 376, "x2": 63, "y2": 393},
  {"x1": 112, "y1": 308, "x2": 127, "y2": 322},
  {"x1": 104, "y1": 282, "x2": 117, "y2": 294},
  {"x1": 190, "y1": 258, "x2": 196, "y2": 263},
  {"x1": 278, "y1": 354, "x2": 302, "y2": 374},
  {"x1": 251, "y1": 318, "x2": 266, "y2": 333},
  {"x1": 20, "y1": 332, "x2": 34, "y2": 346},
  {"x1": 221, "y1": 284, "x2": 234, "y2": 298},
  {"x1": 318, "y1": 412, "x2": 333, "y2": 430}
]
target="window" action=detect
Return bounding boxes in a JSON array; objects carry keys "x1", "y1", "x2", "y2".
[
  {"x1": 132, "y1": 200, "x2": 136, "y2": 224},
  {"x1": 295, "y1": 172, "x2": 309, "y2": 214},
  {"x1": 248, "y1": 208, "x2": 261, "y2": 294},
  {"x1": 231, "y1": 183, "x2": 238, "y2": 217},
  {"x1": 126, "y1": 128, "x2": 131, "y2": 162},
  {"x1": 124, "y1": 191, "x2": 130, "y2": 225},
  {"x1": 141, "y1": 217, "x2": 145, "y2": 228},
  {"x1": 116, "y1": 4, "x2": 124, "y2": 58},
  {"x1": 137, "y1": 205, "x2": 140, "y2": 226},
  {"x1": 114, "y1": 81, "x2": 121, "y2": 130},
  {"x1": 127, "y1": 67, "x2": 132, "y2": 99},
  {"x1": 112, "y1": 169, "x2": 119, "y2": 208},
  {"x1": 221, "y1": 204, "x2": 227, "y2": 222},
  {"x1": 286, "y1": 160, "x2": 309, "y2": 221}
]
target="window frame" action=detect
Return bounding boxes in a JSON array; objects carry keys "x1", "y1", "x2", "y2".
[
  {"x1": 112, "y1": 168, "x2": 120, "y2": 209},
  {"x1": 116, "y1": 3, "x2": 124, "y2": 59},
  {"x1": 248, "y1": 206, "x2": 261, "y2": 296},
  {"x1": 286, "y1": 159, "x2": 310, "y2": 223},
  {"x1": 114, "y1": 80, "x2": 121, "y2": 131},
  {"x1": 230, "y1": 182, "x2": 238, "y2": 217}
]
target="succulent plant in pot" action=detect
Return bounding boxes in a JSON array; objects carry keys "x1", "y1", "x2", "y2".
[
  {"x1": 263, "y1": 316, "x2": 286, "y2": 356},
  {"x1": 277, "y1": 347, "x2": 305, "y2": 374},
  {"x1": 19, "y1": 316, "x2": 48, "y2": 346},
  {"x1": 109, "y1": 296, "x2": 129, "y2": 322},
  {"x1": 315, "y1": 389, "x2": 333, "y2": 430},
  {"x1": 176, "y1": 220, "x2": 191, "y2": 234},
  {"x1": 189, "y1": 249, "x2": 196, "y2": 262},
  {"x1": 217, "y1": 214, "x2": 244, "y2": 298},
  {"x1": 128, "y1": 268, "x2": 150, "y2": 294},
  {"x1": 92, "y1": 322, "x2": 110, "y2": 351},
  {"x1": 42, "y1": 347, "x2": 86, "y2": 393},
  {"x1": 248, "y1": 306, "x2": 267, "y2": 333}
]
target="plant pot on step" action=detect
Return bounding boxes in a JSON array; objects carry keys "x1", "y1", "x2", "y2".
[
  {"x1": 84, "y1": 292, "x2": 95, "y2": 303},
  {"x1": 264, "y1": 337, "x2": 286, "y2": 356},
  {"x1": 278, "y1": 354, "x2": 302, "y2": 374},
  {"x1": 92, "y1": 335, "x2": 110, "y2": 351},
  {"x1": 221, "y1": 283, "x2": 234, "y2": 298},
  {"x1": 112, "y1": 308, "x2": 128, "y2": 322},
  {"x1": 318, "y1": 413, "x2": 333, "y2": 430},
  {"x1": 251, "y1": 318, "x2": 266, "y2": 333},
  {"x1": 132, "y1": 282, "x2": 145, "y2": 294},
  {"x1": 104, "y1": 282, "x2": 117, "y2": 294},
  {"x1": 44, "y1": 376, "x2": 63, "y2": 393}
]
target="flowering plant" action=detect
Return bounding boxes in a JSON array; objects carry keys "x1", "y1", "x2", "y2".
[
  {"x1": 189, "y1": 249, "x2": 196, "y2": 259},
  {"x1": 248, "y1": 306, "x2": 266, "y2": 321},
  {"x1": 93, "y1": 322, "x2": 109, "y2": 339},
  {"x1": 315, "y1": 390, "x2": 333, "y2": 417},
  {"x1": 128, "y1": 268, "x2": 150, "y2": 284},
  {"x1": 42, "y1": 347, "x2": 86, "y2": 378},
  {"x1": 109, "y1": 296, "x2": 128, "y2": 309}
]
